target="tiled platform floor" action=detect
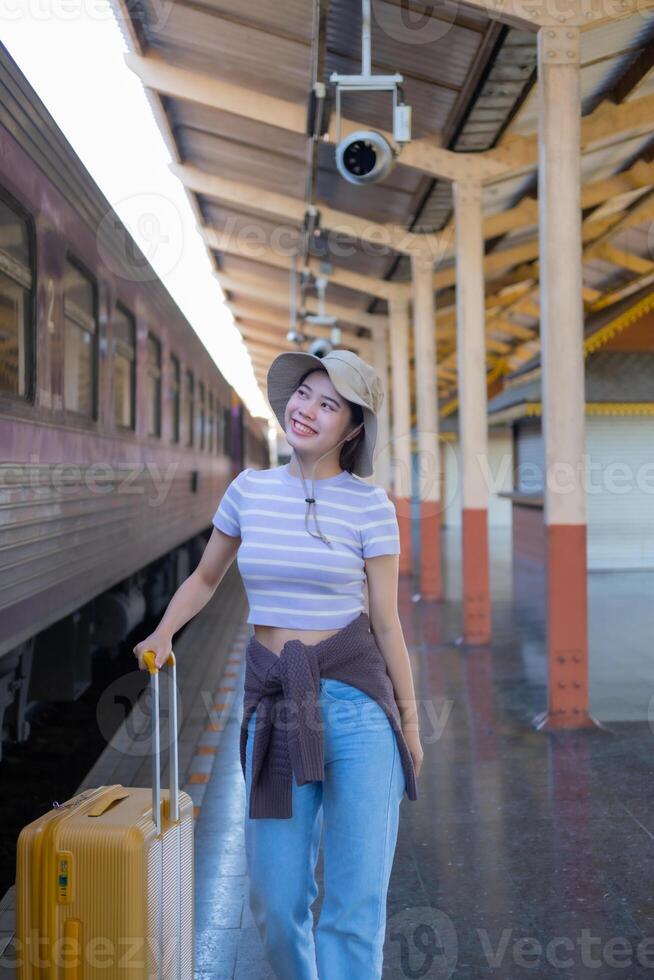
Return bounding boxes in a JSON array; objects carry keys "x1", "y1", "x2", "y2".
[{"x1": 193, "y1": 659, "x2": 276, "y2": 980}]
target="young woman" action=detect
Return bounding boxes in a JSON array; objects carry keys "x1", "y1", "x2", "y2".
[{"x1": 134, "y1": 349, "x2": 423, "y2": 980}]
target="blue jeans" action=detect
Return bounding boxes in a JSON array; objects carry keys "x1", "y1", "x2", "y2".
[{"x1": 244, "y1": 677, "x2": 406, "y2": 980}]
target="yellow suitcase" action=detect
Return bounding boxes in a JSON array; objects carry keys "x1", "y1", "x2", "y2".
[{"x1": 15, "y1": 652, "x2": 194, "y2": 979}]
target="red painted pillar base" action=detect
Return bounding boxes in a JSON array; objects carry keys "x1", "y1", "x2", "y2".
[
  {"x1": 419, "y1": 499, "x2": 442, "y2": 599},
  {"x1": 462, "y1": 507, "x2": 491, "y2": 644},
  {"x1": 533, "y1": 712, "x2": 607, "y2": 732},
  {"x1": 391, "y1": 493, "x2": 412, "y2": 576},
  {"x1": 532, "y1": 523, "x2": 604, "y2": 731}
]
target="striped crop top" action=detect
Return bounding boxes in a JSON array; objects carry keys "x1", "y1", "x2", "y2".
[{"x1": 211, "y1": 464, "x2": 401, "y2": 629}]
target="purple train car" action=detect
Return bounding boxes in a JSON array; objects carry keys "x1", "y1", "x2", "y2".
[{"x1": 0, "y1": 46, "x2": 268, "y2": 756}]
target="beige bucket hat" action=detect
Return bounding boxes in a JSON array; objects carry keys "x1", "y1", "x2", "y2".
[{"x1": 266, "y1": 349, "x2": 384, "y2": 478}]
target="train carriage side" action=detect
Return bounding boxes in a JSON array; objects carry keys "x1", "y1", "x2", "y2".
[{"x1": 0, "y1": 47, "x2": 268, "y2": 756}]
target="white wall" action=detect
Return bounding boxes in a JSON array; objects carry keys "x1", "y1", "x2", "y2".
[
  {"x1": 586, "y1": 416, "x2": 654, "y2": 570},
  {"x1": 440, "y1": 417, "x2": 654, "y2": 569},
  {"x1": 441, "y1": 430, "x2": 513, "y2": 527}
]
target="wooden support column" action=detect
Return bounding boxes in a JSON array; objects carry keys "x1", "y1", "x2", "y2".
[
  {"x1": 535, "y1": 26, "x2": 598, "y2": 730},
  {"x1": 388, "y1": 297, "x2": 413, "y2": 576},
  {"x1": 371, "y1": 321, "x2": 392, "y2": 493},
  {"x1": 454, "y1": 181, "x2": 491, "y2": 644},
  {"x1": 411, "y1": 254, "x2": 442, "y2": 599}
]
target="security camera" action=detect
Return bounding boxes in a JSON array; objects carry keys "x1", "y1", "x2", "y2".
[
  {"x1": 303, "y1": 275, "x2": 337, "y2": 327},
  {"x1": 329, "y1": 0, "x2": 412, "y2": 186},
  {"x1": 308, "y1": 337, "x2": 333, "y2": 358},
  {"x1": 335, "y1": 130, "x2": 394, "y2": 186}
]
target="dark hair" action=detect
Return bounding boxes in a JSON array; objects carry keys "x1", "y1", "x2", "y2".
[{"x1": 295, "y1": 367, "x2": 365, "y2": 473}]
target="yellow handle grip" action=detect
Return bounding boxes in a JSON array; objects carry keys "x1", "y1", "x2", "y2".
[
  {"x1": 87, "y1": 786, "x2": 130, "y2": 817},
  {"x1": 143, "y1": 649, "x2": 176, "y2": 673}
]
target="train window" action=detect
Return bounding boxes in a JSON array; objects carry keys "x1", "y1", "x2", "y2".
[
  {"x1": 223, "y1": 405, "x2": 232, "y2": 456},
  {"x1": 63, "y1": 258, "x2": 97, "y2": 417},
  {"x1": 198, "y1": 381, "x2": 206, "y2": 450},
  {"x1": 216, "y1": 402, "x2": 224, "y2": 454},
  {"x1": 185, "y1": 369, "x2": 194, "y2": 447},
  {"x1": 170, "y1": 353, "x2": 180, "y2": 443},
  {"x1": 113, "y1": 303, "x2": 136, "y2": 429},
  {"x1": 0, "y1": 196, "x2": 33, "y2": 398},
  {"x1": 208, "y1": 391, "x2": 214, "y2": 453},
  {"x1": 146, "y1": 333, "x2": 162, "y2": 437}
]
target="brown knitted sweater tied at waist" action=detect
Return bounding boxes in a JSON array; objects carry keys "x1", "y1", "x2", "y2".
[{"x1": 239, "y1": 611, "x2": 418, "y2": 819}]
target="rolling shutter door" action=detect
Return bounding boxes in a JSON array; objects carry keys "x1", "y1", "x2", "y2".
[{"x1": 586, "y1": 417, "x2": 654, "y2": 570}]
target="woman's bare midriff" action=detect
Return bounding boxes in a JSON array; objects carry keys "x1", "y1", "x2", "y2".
[{"x1": 253, "y1": 625, "x2": 343, "y2": 657}]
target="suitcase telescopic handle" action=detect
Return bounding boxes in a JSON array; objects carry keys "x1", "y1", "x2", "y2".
[{"x1": 143, "y1": 651, "x2": 180, "y2": 833}]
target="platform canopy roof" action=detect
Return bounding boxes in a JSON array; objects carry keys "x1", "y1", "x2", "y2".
[
  {"x1": 112, "y1": 0, "x2": 654, "y2": 422},
  {"x1": 454, "y1": 278, "x2": 654, "y2": 422}
]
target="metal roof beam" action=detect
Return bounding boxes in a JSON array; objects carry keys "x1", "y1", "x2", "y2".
[
  {"x1": 240, "y1": 324, "x2": 372, "y2": 358},
  {"x1": 211, "y1": 189, "x2": 654, "y2": 298},
  {"x1": 204, "y1": 227, "x2": 407, "y2": 301},
  {"x1": 166, "y1": 108, "x2": 654, "y2": 286},
  {"x1": 249, "y1": 340, "x2": 288, "y2": 357},
  {"x1": 234, "y1": 308, "x2": 366, "y2": 343},
  {"x1": 440, "y1": 190, "x2": 654, "y2": 389},
  {"x1": 215, "y1": 272, "x2": 386, "y2": 330},
  {"x1": 123, "y1": 51, "x2": 506, "y2": 182},
  {"x1": 234, "y1": 314, "x2": 370, "y2": 351},
  {"x1": 488, "y1": 87, "x2": 654, "y2": 178},
  {"x1": 607, "y1": 41, "x2": 654, "y2": 103},
  {"x1": 593, "y1": 243, "x2": 654, "y2": 276},
  {"x1": 125, "y1": 50, "x2": 654, "y2": 186},
  {"x1": 435, "y1": 158, "x2": 654, "y2": 264},
  {"x1": 171, "y1": 163, "x2": 446, "y2": 260},
  {"x1": 434, "y1": 177, "x2": 654, "y2": 291},
  {"x1": 229, "y1": 305, "x2": 296, "y2": 331}
]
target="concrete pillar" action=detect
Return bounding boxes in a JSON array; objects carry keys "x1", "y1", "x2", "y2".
[
  {"x1": 371, "y1": 321, "x2": 392, "y2": 493},
  {"x1": 535, "y1": 26, "x2": 597, "y2": 730},
  {"x1": 453, "y1": 180, "x2": 491, "y2": 644},
  {"x1": 411, "y1": 254, "x2": 442, "y2": 599},
  {"x1": 388, "y1": 296, "x2": 412, "y2": 576}
]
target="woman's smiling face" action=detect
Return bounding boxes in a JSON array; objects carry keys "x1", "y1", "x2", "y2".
[{"x1": 284, "y1": 370, "x2": 355, "y2": 456}]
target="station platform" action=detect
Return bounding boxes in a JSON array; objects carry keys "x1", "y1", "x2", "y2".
[
  {"x1": 2, "y1": 530, "x2": 654, "y2": 978},
  {"x1": 189, "y1": 529, "x2": 654, "y2": 979}
]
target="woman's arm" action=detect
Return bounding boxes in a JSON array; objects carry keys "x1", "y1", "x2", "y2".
[
  {"x1": 366, "y1": 553, "x2": 423, "y2": 776},
  {"x1": 365, "y1": 553, "x2": 419, "y2": 729},
  {"x1": 133, "y1": 528, "x2": 239, "y2": 669}
]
